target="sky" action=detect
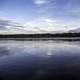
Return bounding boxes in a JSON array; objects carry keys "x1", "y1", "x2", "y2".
[{"x1": 0, "y1": 0, "x2": 80, "y2": 32}]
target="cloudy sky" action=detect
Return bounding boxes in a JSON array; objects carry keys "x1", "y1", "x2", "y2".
[{"x1": 0, "y1": 0, "x2": 80, "y2": 32}]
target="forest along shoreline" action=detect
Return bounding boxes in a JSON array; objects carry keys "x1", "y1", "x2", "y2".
[{"x1": 0, "y1": 33, "x2": 80, "y2": 41}]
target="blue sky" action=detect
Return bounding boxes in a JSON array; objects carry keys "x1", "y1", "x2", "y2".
[{"x1": 0, "y1": 0, "x2": 80, "y2": 31}]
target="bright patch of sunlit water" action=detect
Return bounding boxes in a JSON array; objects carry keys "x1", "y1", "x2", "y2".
[{"x1": 0, "y1": 40, "x2": 80, "y2": 80}]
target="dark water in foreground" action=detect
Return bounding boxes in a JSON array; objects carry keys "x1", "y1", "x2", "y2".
[{"x1": 0, "y1": 40, "x2": 80, "y2": 80}]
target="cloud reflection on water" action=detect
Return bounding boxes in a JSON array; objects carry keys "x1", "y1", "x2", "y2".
[
  {"x1": 0, "y1": 41, "x2": 80, "y2": 80},
  {"x1": 0, "y1": 40, "x2": 80, "y2": 58}
]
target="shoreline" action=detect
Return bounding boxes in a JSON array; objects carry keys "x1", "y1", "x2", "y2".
[{"x1": 0, "y1": 37, "x2": 80, "y2": 41}]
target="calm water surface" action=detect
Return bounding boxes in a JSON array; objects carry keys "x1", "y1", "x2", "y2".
[{"x1": 0, "y1": 40, "x2": 80, "y2": 80}]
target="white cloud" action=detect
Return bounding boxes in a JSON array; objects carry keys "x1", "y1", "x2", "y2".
[
  {"x1": 25, "y1": 18, "x2": 71, "y2": 32},
  {"x1": 34, "y1": 0, "x2": 48, "y2": 5},
  {"x1": 24, "y1": 17, "x2": 80, "y2": 33},
  {"x1": 0, "y1": 18, "x2": 80, "y2": 34},
  {"x1": 44, "y1": 18, "x2": 54, "y2": 23}
]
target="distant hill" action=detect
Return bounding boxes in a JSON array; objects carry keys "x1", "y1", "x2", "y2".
[{"x1": 69, "y1": 28, "x2": 80, "y2": 33}]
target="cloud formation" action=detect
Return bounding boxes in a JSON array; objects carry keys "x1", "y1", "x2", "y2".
[
  {"x1": 0, "y1": 0, "x2": 80, "y2": 32},
  {"x1": 33, "y1": 0, "x2": 48, "y2": 5}
]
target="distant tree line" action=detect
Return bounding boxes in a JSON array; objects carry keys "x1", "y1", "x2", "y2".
[{"x1": 0, "y1": 33, "x2": 80, "y2": 38}]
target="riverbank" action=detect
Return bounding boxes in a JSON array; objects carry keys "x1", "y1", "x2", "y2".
[{"x1": 0, "y1": 37, "x2": 80, "y2": 41}]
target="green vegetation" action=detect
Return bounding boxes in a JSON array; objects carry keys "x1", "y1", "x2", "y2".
[{"x1": 0, "y1": 32, "x2": 80, "y2": 38}]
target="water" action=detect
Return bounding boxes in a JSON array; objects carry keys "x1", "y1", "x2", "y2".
[{"x1": 0, "y1": 40, "x2": 80, "y2": 80}]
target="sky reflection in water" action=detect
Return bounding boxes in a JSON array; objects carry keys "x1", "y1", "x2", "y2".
[{"x1": 0, "y1": 40, "x2": 80, "y2": 80}]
